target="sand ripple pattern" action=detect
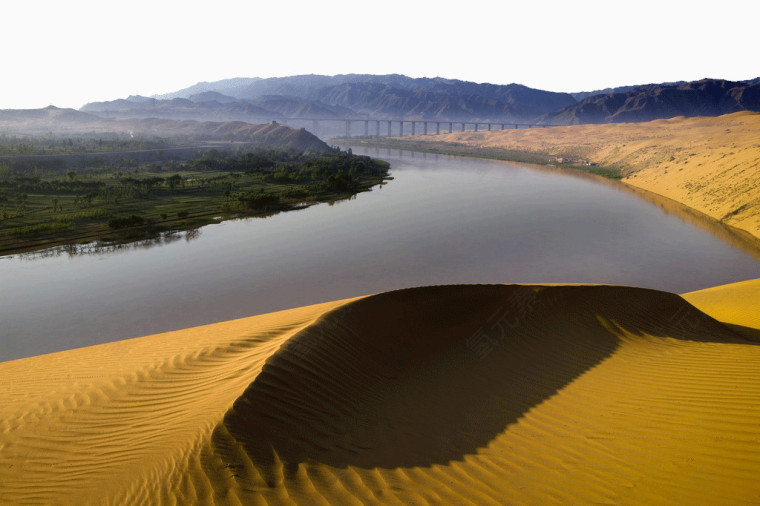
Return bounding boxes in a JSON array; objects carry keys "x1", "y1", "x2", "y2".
[{"x1": 1, "y1": 284, "x2": 759, "y2": 504}]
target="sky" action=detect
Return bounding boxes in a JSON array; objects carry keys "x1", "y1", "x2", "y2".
[{"x1": 2, "y1": 0, "x2": 758, "y2": 109}]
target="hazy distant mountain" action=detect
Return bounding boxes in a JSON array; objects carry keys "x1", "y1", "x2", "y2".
[
  {"x1": 310, "y1": 81, "x2": 575, "y2": 120},
  {"x1": 188, "y1": 91, "x2": 241, "y2": 104},
  {"x1": 249, "y1": 95, "x2": 354, "y2": 118},
  {"x1": 0, "y1": 106, "x2": 103, "y2": 132},
  {"x1": 148, "y1": 74, "x2": 578, "y2": 122},
  {"x1": 156, "y1": 77, "x2": 261, "y2": 99},
  {"x1": 0, "y1": 107, "x2": 329, "y2": 152},
  {"x1": 80, "y1": 74, "x2": 760, "y2": 129},
  {"x1": 544, "y1": 79, "x2": 760, "y2": 125},
  {"x1": 81, "y1": 95, "x2": 281, "y2": 123}
]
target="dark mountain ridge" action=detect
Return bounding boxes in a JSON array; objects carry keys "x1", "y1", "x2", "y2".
[
  {"x1": 545, "y1": 78, "x2": 760, "y2": 124},
  {"x1": 569, "y1": 81, "x2": 689, "y2": 102}
]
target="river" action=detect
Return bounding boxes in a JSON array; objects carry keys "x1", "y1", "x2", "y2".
[{"x1": 1, "y1": 148, "x2": 758, "y2": 361}]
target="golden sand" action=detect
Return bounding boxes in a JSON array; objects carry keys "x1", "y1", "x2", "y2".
[
  {"x1": 2, "y1": 281, "x2": 760, "y2": 504},
  {"x1": 415, "y1": 112, "x2": 760, "y2": 240},
  {"x1": 683, "y1": 277, "x2": 760, "y2": 332}
]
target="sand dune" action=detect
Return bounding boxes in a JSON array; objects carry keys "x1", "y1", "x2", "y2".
[
  {"x1": 2, "y1": 283, "x2": 760, "y2": 504},
  {"x1": 684, "y1": 277, "x2": 760, "y2": 333}
]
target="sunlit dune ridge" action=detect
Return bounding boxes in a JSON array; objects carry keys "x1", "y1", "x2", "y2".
[
  {"x1": 421, "y1": 111, "x2": 760, "y2": 240},
  {"x1": 683, "y1": 277, "x2": 760, "y2": 332},
  {"x1": 1, "y1": 281, "x2": 760, "y2": 504}
]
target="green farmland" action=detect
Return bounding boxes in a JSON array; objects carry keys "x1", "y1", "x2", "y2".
[{"x1": 0, "y1": 146, "x2": 390, "y2": 255}]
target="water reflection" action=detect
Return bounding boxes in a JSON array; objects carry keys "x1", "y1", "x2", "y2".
[
  {"x1": 12, "y1": 228, "x2": 203, "y2": 261},
  {"x1": 2, "y1": 192, "x2": 370, "y2": 261},
  {"x1": 510, "y1": 160, "x2": 760, "y2": 261}
]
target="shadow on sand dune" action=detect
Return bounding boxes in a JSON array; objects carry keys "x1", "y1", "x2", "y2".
[{"x1": 212, "y1": 284, "x2": 749, "y2": 481}]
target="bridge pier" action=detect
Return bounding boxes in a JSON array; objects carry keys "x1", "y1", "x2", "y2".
[
  {"x1": 461, "y1": 122, "x2": 466, "y2": 132},
  {"x1": 376, "y1": 120, "x2": 381, "y2": 137},
  {"x1": 500, "y1": 123, "x2": 505, "y2": 130},
  {"x1": 345, "y1": 120, "x2": 351, "y2": 137},
  {"x1": 474, "y1": 123, "x2": 479, "y2": 132},
  {"x1": 364, "y1": 120, "x2": 369, "y2": 137},
  {"x1": 387, "y1": 121, "x2": 392, "y2": 136},
  {"x1": 399, "y1": 121, "x2": 404, "y2": 136},
  {"x1": 436, "y1": 122, "x2": 440, "y2": 135},
  {"x1": 449, "y1": 122, "x2": 453, "y2": 133},
  {"x1": 488, "y1": 123, "x2": 492, "y2": 131},
  {"x1": 423, "y1": 122, "x2": 428, "y2": 135},
  {"x1": 411, "y1": 122, "x2": 416, "y2": 136}
]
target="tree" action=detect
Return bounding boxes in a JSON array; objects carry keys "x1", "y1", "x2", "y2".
[{"x1": 166, "y1": 174, "x2": 182, "y2": 191}]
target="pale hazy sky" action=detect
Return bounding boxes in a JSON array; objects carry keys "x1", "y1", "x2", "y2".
[{"x1": 3, "y1": 0, "x2": 757, "y2": 109}]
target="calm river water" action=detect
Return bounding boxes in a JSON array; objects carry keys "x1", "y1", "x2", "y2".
[{"x1": 1, "y1": 148, "x2": 758, "y2": 361}]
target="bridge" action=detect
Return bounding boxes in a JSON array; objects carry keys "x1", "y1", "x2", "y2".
[{"x1": 277, "y1": 117, "x2": 552, "y2": 137}]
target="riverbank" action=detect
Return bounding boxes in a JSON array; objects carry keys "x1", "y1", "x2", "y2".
[
  {"x1": 347, "y1": 111, "x2": 760, "y2": 241},
  {"x1": 1, "y1": 280, "x2": 758, "y2": 503},
  {"x1": 0, "y1": 149, "x2": 390, "y2": 256}
]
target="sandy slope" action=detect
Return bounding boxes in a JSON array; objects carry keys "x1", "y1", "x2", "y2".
[
  {"x1": 683, "y1": 277, "x2": 760, "y2": 332},
  {"x1": 2, "y1": 283, "x2": 760, "y2": 504},
  {"x1": 413, "y1": 112, "x2": 760, "y2": 240}
]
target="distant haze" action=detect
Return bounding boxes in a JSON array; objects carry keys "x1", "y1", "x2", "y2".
[{"x1": 2, "y1": 0, "x2": 757, "y2": 109}]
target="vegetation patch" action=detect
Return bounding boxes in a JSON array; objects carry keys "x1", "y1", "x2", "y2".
[{"x1": 0, "y1": 141, "x2": 389, "y2": 255}]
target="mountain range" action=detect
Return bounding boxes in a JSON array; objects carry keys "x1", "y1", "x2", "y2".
[
  {"x1": 82, "y1": 74, "x2": 577, "y2": 124},
  {"x1": 77, "y1": 74, "x2": 760, "y2": 128}
]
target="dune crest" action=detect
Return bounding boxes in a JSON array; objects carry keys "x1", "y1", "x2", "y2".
[{"x1": 2, "y1": 284, "x2": 760, "y2": 504}]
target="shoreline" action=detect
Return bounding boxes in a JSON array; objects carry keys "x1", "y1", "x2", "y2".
[
  {"x1": 343, "y1": 137, "x2": 760, "y2": 259},
  {"x1": 338, "y1": 112, "x2": 760, "y2": 243},
  {"x1": 0, "y1": 152, "x2": 391, "y2": 257}
]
